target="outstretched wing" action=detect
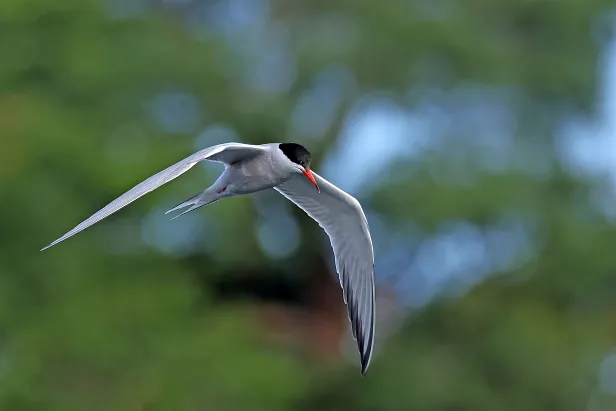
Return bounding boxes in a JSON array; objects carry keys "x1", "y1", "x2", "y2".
[
  {"x1": 41, "y1": 143, "x2": 265, "y2": 251},
  {"x1": 275, "y1": 172, "x2": 375, "y2": 375}
]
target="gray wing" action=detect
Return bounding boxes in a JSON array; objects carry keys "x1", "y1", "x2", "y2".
[
  {"x1": 275, "y1": 172, "x2": 375, "y2": 375},
  {"x1": 41, "y1": 143, "x2": 265, "y2": 251}
]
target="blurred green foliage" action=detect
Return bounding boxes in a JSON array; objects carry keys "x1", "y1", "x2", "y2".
[{"x1": 2, "y1": 0, "x2": 616, "y2": 410}]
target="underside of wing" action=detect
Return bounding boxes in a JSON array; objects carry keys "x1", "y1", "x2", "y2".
[
  {"x1": 275, "y1": 172, "x2": 375, "y2": 375},
  {"x1": 41, "y1": 143, "x2": 264, "y2": 251}
]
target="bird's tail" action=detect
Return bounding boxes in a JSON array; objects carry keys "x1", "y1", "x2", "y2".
[{"x1": 165, "y1": 189, "x2": 222, "y2": 220}]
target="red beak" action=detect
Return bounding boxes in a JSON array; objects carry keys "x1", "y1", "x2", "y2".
[{"x1": 302, "y1": 169, "x2": 320, "y2": 192}]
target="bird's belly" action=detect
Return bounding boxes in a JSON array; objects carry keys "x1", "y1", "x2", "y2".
[
  {"x1": 229, "y1": 179, "x2": 276, "y2": 194},
  {"x1": 225, "y1": 164, "x2": 283, "y2": 195}
]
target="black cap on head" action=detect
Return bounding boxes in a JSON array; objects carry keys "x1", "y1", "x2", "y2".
[{"x1": 279, "y1": 143, "x2": 312, "y2": 169}]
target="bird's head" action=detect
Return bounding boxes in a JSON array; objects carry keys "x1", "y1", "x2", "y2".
[{"x1": 279, "y1": 143, "x2": 320, "y2": 192}]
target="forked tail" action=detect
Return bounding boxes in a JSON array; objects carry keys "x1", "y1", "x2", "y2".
[{"x1": 165, "y1": 187, "x2": 223, "y2": 219}]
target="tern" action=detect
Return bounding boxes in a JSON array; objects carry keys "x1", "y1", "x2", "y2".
[{"x1": 41, "y1": 142, "x2": 376, "y2": 375}]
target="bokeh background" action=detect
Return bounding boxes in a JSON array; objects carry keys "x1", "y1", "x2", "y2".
[{"x1": 3, "y1": 0, "x2": 616, "y2": 410}]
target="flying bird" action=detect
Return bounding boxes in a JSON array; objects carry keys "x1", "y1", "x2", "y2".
[{"x1": 41, "y1": 142, "x2": 376, "y2": 375}]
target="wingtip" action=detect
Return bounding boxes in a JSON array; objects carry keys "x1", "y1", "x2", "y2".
[
  {"x1": 358, "y1": 327, "x2": 374, "y2": 377},
  {"x1": 40, "y1": 243, "x2": 53, "y2": 252},
  {"x1": 360, "y1": 355, "x2": 371, "y2": 377},
  {"x1": 40, "y1": 237, "x2": 65, "y2": 251}
]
